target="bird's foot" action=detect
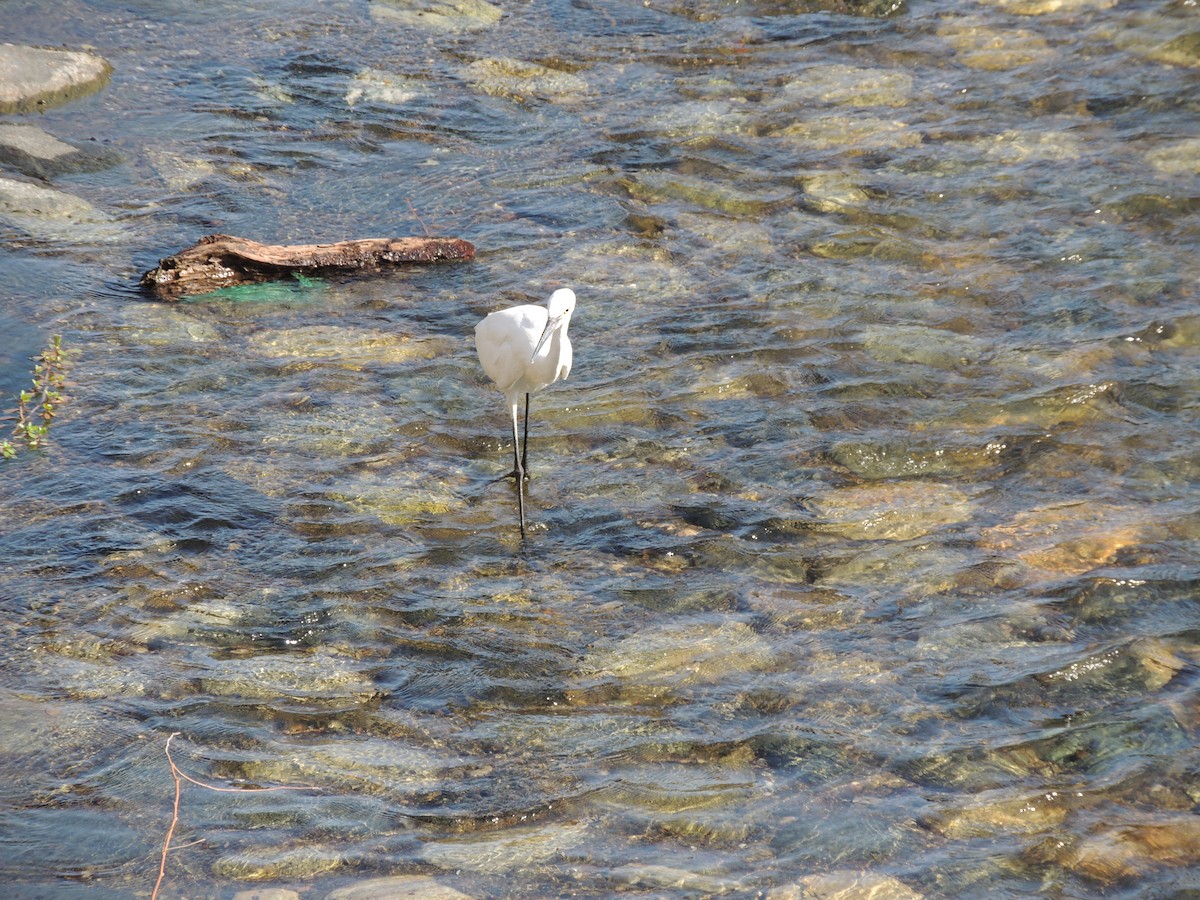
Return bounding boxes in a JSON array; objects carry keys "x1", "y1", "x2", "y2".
[{"x1": 495, "y1": 469, "x2": 531, "y2": 483}]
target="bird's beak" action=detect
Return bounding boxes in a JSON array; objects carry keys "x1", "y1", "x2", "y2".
[{"x1": 531, "y1": 312, "x2": 567, "y2": 361}]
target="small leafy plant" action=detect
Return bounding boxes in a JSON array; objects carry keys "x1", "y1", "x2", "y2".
[{"x1": 1, "y1": 334, "x2": 69, "y2": 459}]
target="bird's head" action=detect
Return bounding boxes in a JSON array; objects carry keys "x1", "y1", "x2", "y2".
[{"x1": 532, "y1": 288, "x2": 576, "y2": 359}]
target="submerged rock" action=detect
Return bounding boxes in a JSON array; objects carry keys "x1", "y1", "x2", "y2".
[
  {"x1": 0, "y1": 43, "x2": 111, "y2": 113},
  {"x1": 0, "y1": 175, "x2": 124, "y2": 244},
  {"x1": 737, "y1": 0, "x2": 906, "y2": 15},
  {"x1": 937, "y1": 18, "x2": 1052, "y2": 70},
  {"x1": 771, "y1": 871, "x2": 923, "y2": 899},
  {"x1": 420, "y1": 821, "x2": 588, "y2": 873},
  {"x1": 371, "y1": 0, "x2": 503, "y2": 32},
  {"x1": 923, "y1": 790, "x2": 1069, "y2": 839},
  {"x1": 1053, "y1": 817, "x2": 1200, "y2": 883},
  {"x1": 773, "y1": 114, "x2": 921, "y2": 152},
  {"x1": 1143, "y1": 31, "x2": 1200, "y2": 68},
  {"x1": 573, "y1": 619, "x2": 775, "y2": 703},
  {"x1": 0, "y1": 122, "x2": 120, "y2": 179},
  {"x1": 782, "y1": 64, "x2": 913, "y2": 108},
  {"x1": 213, "y1": 846, "x2": 344, "y2": 880},
  {"x1": 829, "y1": 437, "x2": 1009, "y2": 479},
  {"x1": 233, "y1": 889, "x2": 301, "y2": 900},
  {"x1": 198, "y1": 650, "x2": 378, "y2": 705},
  {"x1": 800, "y1": 172, "x2": 872, "y2": 214},
  {"x1": 465, "y1": 57, "x2": 588, "y2": 104},
  {"x1": 806, "y1": 227, "x2": 930, "y2": 265},
  {"x1": 326, "y1": 876, "x2": 474, "y2": 899},
  {"x1": 303, "y1": 737, "x2": 449, "y2": 794},
  {"x1": 975, "y1": 128, "x2": 1084, "y2": 164},
  {"x1": 611, "y1": 864, "x2": 743, "y2": 894},
  {"x1": 859, "y1": 323, "x2": 991, "y2": 369},
  {"x1": 980, "y1": 501, "x2": 1159, "y2": 577},
  {"x1": 1144, "y1": 138, "x2": 1200, "y2": 177},
  {"x1": 1099, "y1": 191, "x2": 1200, "y2": 223},
  {"x1": 629, "y1": 98, "x2": 754, "y2": 139},
  {"x1": 328, "y1": 470, "x2": 460, "y2": 527},
  {"x1": 979, "y1": 0, "x2": 1114, "y2": 12},
  {"x1": 622, "y1": 170, "x2": 792, "y2": 217},
  {"x1": 807, "y1": 481, "x2": 973, "y2": 541},
  {"x1": 253, "y1": 325, "x2": 448, "y2": 364}
]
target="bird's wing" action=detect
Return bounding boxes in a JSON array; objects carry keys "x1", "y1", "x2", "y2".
[{"x1": 475, "y1": 305, "x2": 546, "y2": 394}]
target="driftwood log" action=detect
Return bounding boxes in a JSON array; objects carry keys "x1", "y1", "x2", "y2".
[{"x1": 140, "y1": 233, "x2": 475, "y2": 299}]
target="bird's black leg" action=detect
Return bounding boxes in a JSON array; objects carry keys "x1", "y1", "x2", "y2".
[
  {"x1": 516, "y1": 474, "x2": 527, "y2": 538},
  {"x1": 520, "y1": 392, "x2": 531, "y2": 479}
]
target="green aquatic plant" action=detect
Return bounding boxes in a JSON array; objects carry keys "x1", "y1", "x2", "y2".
[{"x1": 1, "y1": 334, "x2": 69, "y2": 459}]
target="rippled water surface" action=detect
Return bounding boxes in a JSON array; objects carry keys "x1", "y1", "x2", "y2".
[{"x1": 2, "y1": 0, "x2": 1199, "y2": 896}]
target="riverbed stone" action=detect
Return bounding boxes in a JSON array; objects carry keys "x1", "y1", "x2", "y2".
[
  {"x1": 612, "y1": 864, "x2": 743, "y2": 894},
  {"x1": 634, "y1": 98, "x2": 753, "y2": 139},
  {"x1": 0, "y1": 175, "x2": 124, "y2": 243},
  {"x1": 198, "y1": 650, "x2": 378, "y2": 705},
  {"x1": 860, "y1": 323, "x2": 991, "y2": 368},
  {"x1": 371, "y1": 0, "x2": 502, "y2": 31},
  {"x1": 213, "y1": 846, "x2": 344, "y2": 880},
  {"x1": 303, "y1": 737, "x2": 448, "y2": 794},
  {"x1": 623, "y1": 170, "x2": 791, "y2": 217},
  {"x1": 596, "y1": 747, "x2": 758, "y2": 816},
  {"x1": 328, "y1": 467, "x2": 461, "y2": 526},
  {"x1": 924, "y1": 791, "x2": 1069, "y2": 839},
  {"x1": 251, "y1": 400, "x2": 398, "y2": 457},
  {"x1": 1143, "y1": 31, "x2": 1200, "y2": 68},
  {"x1": 1055, "y1": 817, "x2": 1200, "y2": 882},
  {"x1": 979, "y1": 0, "x2": 1114, "y2": 13},
  {"x1": 326, "y1": 876, "x2": 474, "y2": 899},
  {"x1": 0, "y1": 43, "x2": 111, "y2": 113},
  {"x1": 572, "y1": 619, "x2": 775, "y2": 704},
  {"x1": 829, "y1": 438, "x2": 1006, "y2": 479},
  {"x1": 253, "y1": 325, "x2": 447, "y2": 365},
  {"x1": 1145, "y1": 138, "x2": 1200, "y2": 177},
  {"x1": 774, "y1": 114, "x2": 921, "y2": 152},
  {"x1": 976, "y1": 128, "x2": 1084, "y2": 164},
  {"x1": 0, "y1": 122, "x2": 119, "y2": 179},
  {"x1": 782, "y1": 64, "x2": 913, "y2": 108},
  {"x1": 233, "y1": 890, "x2": 302, "y2": 900},
  {"x1": 937, "y1": 18, "x2": 1052, "y2": 70},
  {"x1": 771, "y1": 871, "x2": 923, "y2": 899},
  {"x1": 808, "y1": 481, "x2": 973, "y2": 542},
  {"x1": 419, "y1": 821, "x2": 588, "y2": 873},
  {"x1": 980, "y1": 501, "x2": 1156, "y2": 577},
  {"x1": 1129, "y1": 637, "x2": 1189, "y2": 691},
  {"x1": 800, "y1": 172, "x2": 872, "y2": 213},
  {"x1": 465, "y1": 57, "x2": 588, "y2": 104}
]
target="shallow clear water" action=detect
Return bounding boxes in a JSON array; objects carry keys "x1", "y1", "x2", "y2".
[{"x1": 2, "y1": 0, "x2": 1199, "y2": 897}]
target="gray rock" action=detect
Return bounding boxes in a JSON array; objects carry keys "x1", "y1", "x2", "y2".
[
  {"x1": 0, "y1": 43, "x2": 111, "y2": 114},
  {"x1": 465, "y1": 57, "x2": 589, "y2": 105},
  {"x1": 232, "y1": 890, "x2": 302, "y2": 900},
  {"x1": 0, "y1": 122, "x2": 120, "y2": 178},
  {"x1": 326, "y1": 875, "x2": 475, "y2": 899},
  {"x1": 770, "y1": 871, "x2": 924, "y2": 899},
  {"x1": 0, "y1": 175, "x2": 125, "y2": 243},
  {"x1": 420, "y1": 821, "x2": 588, "y2": 873},
  {"x1": 371, "y1": 0, "x2": 503, "y2": 32}
]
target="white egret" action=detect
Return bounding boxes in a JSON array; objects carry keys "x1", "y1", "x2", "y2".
[{"x1": 475, "y1": 287, "x2": 576, "y2": 535}]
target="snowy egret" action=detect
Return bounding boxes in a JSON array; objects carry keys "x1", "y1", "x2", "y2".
[{"x1": 475, "y1": 287, "x2": 576, "y2": 535}]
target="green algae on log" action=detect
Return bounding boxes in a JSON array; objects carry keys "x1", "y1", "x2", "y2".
[{"x1": 140, "y1": 233, "x2": 475, "y2": 300}]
